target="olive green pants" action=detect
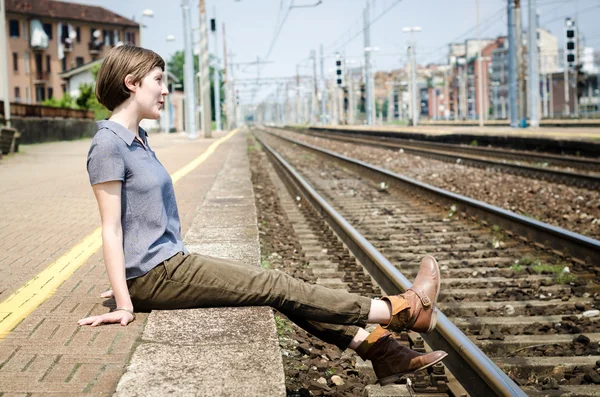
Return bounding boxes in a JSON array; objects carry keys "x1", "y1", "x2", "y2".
[{"x1": 127, "y1": 251, "x2": 372, "y2": 350}]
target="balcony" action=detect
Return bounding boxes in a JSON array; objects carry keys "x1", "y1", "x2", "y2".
[
  {"x1": 61, "y1": 37, "x2": 74, "y2": 52},
  {"x1": 34, "y1": 71, "x2": 50, "y2": 82},
  {"x1": 88, "y1": 40, "x2": 104, "y2": 54}
]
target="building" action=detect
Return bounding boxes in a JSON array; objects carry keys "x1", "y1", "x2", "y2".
[
  {"x1": 4, "y1": 0, "x2": 139, "y2": 104},
  {"x1": 447, "y1": 39, "x2": 495, "y2": 120}
]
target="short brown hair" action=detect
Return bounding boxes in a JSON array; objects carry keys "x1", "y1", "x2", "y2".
[{"x1": 95, "y1": 45, "x2": 165, "y2": 111}]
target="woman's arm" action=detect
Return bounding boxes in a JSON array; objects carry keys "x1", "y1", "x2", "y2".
[{"x1": 78, "y1": 180, "x2": 134, "y2": 327}]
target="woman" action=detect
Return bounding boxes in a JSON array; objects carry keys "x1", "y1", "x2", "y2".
[{"x1": 78, "y1": 45, "x2": 447, "y2": 386}]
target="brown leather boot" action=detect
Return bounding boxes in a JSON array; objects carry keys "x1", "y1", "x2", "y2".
[
  {"x1": 355, "y1": 326, "x2": 447, "y2": 386},
  {"x1": 381, "y1": 255, "x2": 441, "y2": 334}
]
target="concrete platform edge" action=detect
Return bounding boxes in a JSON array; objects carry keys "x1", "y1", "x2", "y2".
[{"x1": 113, "y1": 132, "x2": 286, "y2": 397}]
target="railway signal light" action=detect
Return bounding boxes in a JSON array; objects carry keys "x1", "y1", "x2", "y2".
[
  {"x1": 335, "y1": 55, "x2": 344, "y2": 87},
  {"x1": 564, "y1": 18, "x2": 578, "y2": 70}
]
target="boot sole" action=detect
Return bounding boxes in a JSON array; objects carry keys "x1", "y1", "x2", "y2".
[
  {"x1": 377, "y1": 351, "x2": 449, "y2": 386},
  {"x1": 425, "y1": 255, "x2": 441, "y2": 334}
]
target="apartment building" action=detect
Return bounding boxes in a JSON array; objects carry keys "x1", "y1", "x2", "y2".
[{"x1": 5, "y1": 0, "x2": 139, "y2": 104}]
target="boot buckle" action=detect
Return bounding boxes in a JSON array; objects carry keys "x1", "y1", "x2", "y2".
[{"x1": 411, "y1": 288, "x2": 432, "y2": 308}]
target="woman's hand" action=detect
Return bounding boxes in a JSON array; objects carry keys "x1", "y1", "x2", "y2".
[
  {"x1": 78, "y1": 310, "x2": 134, "y2": 327},
  {"x1": 77, "y1": 290, "x2": 133, "y2": 326}
]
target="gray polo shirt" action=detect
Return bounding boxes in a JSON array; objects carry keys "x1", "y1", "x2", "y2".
[{"x1": 87, "y1": 120, "x2": 188, "y2": 280}]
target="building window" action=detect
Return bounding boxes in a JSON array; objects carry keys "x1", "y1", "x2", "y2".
[
  {"x1": 61, "y1": 24, "x2": 69, "y2": 41},
  {"x1": 76, "y1": 26, "x2": 81, "y2": 43},
  {"x1": 43, "y1": 23, "x2": 53, "y2": 40},
  {"x1": 35, "y1": 53, "x2": 42, "y2": 73},
  {"x1": 46, "y1": 55, "x2": 51, "y2": 73},
  {"x1": 14, "y1": 87, "x2": 20, "y2": 102},
  {"x1": 125, "y1": 31, "x2": 136, "y2": 45},
  {"x1": 76, "y1": 57, "x2": 84, "y2": 67},
  {"x1": 61, "y1": 84, "x2": 67, "y2": 94},
  {"x1": 36, "y1": 85, "x2": 46, "y2": 102},
  {"x1": 48, "y1": 87, "x2": 53, "y2": 99},
  {"x1": 12, "y1": 52, "x2": 18, "y2": 72},
  {"x1": 9, "y1": 20, "x2": 20, "y2": 37},
  {"x1": 62, "y1": 57, "x2": 67, "y2": 72}
]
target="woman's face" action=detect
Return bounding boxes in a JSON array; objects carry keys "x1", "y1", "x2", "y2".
[{"x1": 134, "y1": 67, "x2": 168, "y2": 120}]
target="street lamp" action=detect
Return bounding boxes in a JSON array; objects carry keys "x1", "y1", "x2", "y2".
[
  {"x1": 403, "y1": 26, "x2": 421, "y2": 126},
  {"x1": 139, "y1": 9, "x2": 154, "y2": 47},
  {"x1": 163, "y1": 35, "x2": 175, "y2": 134}
]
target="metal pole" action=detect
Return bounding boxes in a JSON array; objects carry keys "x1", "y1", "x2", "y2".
[
  {"x1": 222, "y1": 23, "x2": 230, "y2": 131},
  {"x1": 296, "y1": 64, "x2": 301, "y2": 124},
  {"x1": 181, "y1": 0, "x2": 196, "y2": 139},
  {"x1": 349, "y1": 71, "x2": 355, "y2": 125},
  {"x1": 476, "y1": 0, "x2": 484, "y2": 127},
  {"x1": 564, "y1": 52, "x2": 570, "y2": 116},
  {"x1": 311, "y1": 50, "x2": 318, "y2": 124},
  {"x1": 212, "y1": 9, "x2": 221, "y2": 131},
  {"x1": 507, "y1": 0, "x2": 519, "y2": 127},
  {"x1": 528, "y1": 0, "x2": 539, "y2": 127},
  {"x1": 363, "y1": 5, "x2": 373, "y2": 125},
  {"x1": 230, "y1": 53, "x2": 237, "y2": 128},
  {"x1": 199, "y1": 0, "x2": 212, "y2": 137},
  {"x1": 407, "y1": 48, "x2": 413, "y2": 124},
  {"x1": 320, "y1": 44, "x2": 326, "y2": 124},
  {"x1": 411, "y1": 32, "x2": 418, "y2": 126},
  {"x1": 164, "y1": 60, "x2": 170, "y2": 133},
  {"x1": 516, "y1": 0, "x2": 526, "y2": 123},
  {"x1": 0, "y1": 0, "x2": 11, "y2": 128}
]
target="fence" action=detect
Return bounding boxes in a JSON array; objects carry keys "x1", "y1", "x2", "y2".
[{"x1": 0, "y1": 101, "x2": 94, "y2": 119}]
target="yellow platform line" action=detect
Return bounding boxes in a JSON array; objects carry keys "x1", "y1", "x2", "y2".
[{"x1": 0, "y1": 128, "x2": 239, "y2": 339}]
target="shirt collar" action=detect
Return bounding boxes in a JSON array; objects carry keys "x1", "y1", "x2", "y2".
[{"x1": 96, "y1": 119, "x2": 148, "y2": 147}]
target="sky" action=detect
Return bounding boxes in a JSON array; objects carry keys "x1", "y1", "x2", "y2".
[{"x1": 65, "y1": 0, "x2": 600, "y2": 103}]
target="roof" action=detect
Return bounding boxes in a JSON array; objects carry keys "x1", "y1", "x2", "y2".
[
  {"x1": 58, "y1": 58, "x2": 103, "y2": 79},
  {"x1": 59, "y1": 57, "x2": 181, "y2": 84},
  {"x1": 6, "y1": 0, "x2": 139, "y2": 28}
]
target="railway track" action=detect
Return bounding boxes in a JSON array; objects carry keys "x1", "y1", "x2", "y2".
[
  {"x1": 279, "y1": 126, "x2": 600, "y2": 190},
  {"x1": 252, "y1": 126, "x2": 600, "y2": 397}
]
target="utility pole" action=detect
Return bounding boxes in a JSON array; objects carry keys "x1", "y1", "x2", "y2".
[
  {"x1": 403, "y1": 27, "x2": 421, "y2": 126},
  {"x1": 311, "y1": 50, "x2": 318, "y2": 124},
  {"x1": 181, "y1": 0, "x2": 196, "y2": 139},
  {"x1": 528, "y1": 0, "x2": 540, "y2": 127},
  {"x1": 476, "y1": 0, "x2": 484, "y2": 127},
  {"x1": 363, "y1": 4, "x2": 373, "y2": 125},
  {"x1": 515, "y1": 0, "x2": 526, "y2": 123},
  {"x1": 406, "y1": 50, "x2": 413, "y2": 123},
  {"x1": 507, "y1": 0, "x2": 519, "y2": 127},
  {"x1": 211, "y1": 10, "x2": 221, "y2": 131},
  {"x1": 199, "y1": 0, "x2": 212, "y2": 137},
  {"x1": 347, "y1": 71, "x2": 355, "y2": 124},
  {"x1": 320, "y1": 44, "x2": 326, "y2": 124},
  {"x1": 0, "y1": 0, "x2": 11, "y2": 127},
  {"x1": 296, "y1": 64, "x2": 301, "y2": 124},
  {"x1": 222, "y1": 23, "x2": 230, "y2": 131},
  {"x1": 229, "y1": 52, "x2": 237, "y2": 128},
  {"x1": 387, "y1": 83, "x2": 394, "y2": 122}
]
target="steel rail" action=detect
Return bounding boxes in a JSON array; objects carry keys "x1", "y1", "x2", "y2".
[
  {"x1": 300, "y1": 127, "x2": 600, "y2": 171},
  {"x1": 283, "y1": 127, "x2": 600, "y2": 189},
  {"x1": 260, "y1": 128, "x2": 600, "y2": 273},
  {"x1": 254, "y1": 131, "x2": 528, "y2": 397}
]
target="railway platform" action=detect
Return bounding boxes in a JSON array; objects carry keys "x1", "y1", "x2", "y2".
[
  {"x1": 307, "y1": 124, "x2": 600, "y2": 157},
  {"x1": 0, "y1": 128, "x2": 285, "y2": 395}
]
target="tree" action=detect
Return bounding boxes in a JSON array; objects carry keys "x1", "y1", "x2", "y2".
[{"x1": 167, "y1": 50, "x2": 225, "y2": 122}]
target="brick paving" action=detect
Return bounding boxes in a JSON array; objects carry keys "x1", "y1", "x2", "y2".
[{"x1": 0, "y1": 130, "x2": 236, "y2": 395}]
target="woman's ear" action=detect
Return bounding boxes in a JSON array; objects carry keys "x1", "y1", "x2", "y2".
[{"x1": 124, "y1": 74, "x2": 137, "y2": 93}]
